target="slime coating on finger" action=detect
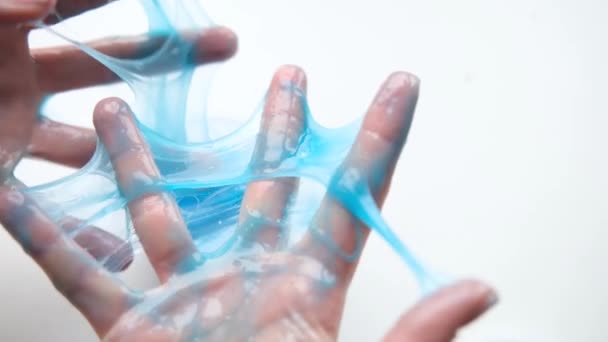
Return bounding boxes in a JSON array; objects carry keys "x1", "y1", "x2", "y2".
[{"x1": 24, "y1": 1, "x2": 441, "y2": 297}]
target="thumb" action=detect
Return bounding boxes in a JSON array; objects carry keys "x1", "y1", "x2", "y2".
[
  {"x1": 0, "y1": 0, "x2": 56, "y2": 25},
  {"x1": 383, "y1": 279, "x2": 497, "y2": 342}
]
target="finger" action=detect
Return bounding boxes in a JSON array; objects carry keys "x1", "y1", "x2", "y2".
[
  {"x1": 8, "y1": 177, "x2": 132, "y2": 271},
  {"x1": 0, "y1": 28, "x2": 40, "y2": 182},
  {"x1": 383, "y1": 280, "x2": 497, "y2": 342},
  {"x1": 93, "y1": 97, "x2": 197, "y2": 282},
  {"x1": 28, "y1": 117, "x2": 97, "y2": 168},
  {"x1": 300, "y1": 72, "x2": 420, "y2": 281},
  {"x1": 46, "y1": 0, "x2": 111, "y2": 23},
  {"x1": 0, "y1": 186, "x2": 131, "y2": 336},
  {"x1": 59, "y1": 216, "x2": 133, "y2": 272},
  {"x1": 238, "y1": 65, "x2": 307, "y2": 250},
  {"x1": 0, "y1": 0, "x2": 56, "y2": 25},
  {"x1": 34, "y1": 27, "x2": 238, "y2": 93}
]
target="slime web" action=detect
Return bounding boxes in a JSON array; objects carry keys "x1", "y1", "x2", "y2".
[{"x1": 25, "y1": 0, "x2": 441, "y2": 299}]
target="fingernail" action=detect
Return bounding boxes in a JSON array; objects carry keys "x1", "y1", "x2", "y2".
[
  {"x1": 377, "y1": 72, "x2": 419, "y2": 105},
  {"x1": 388, "y1": 71, "x2": 420, "y2": 88}
]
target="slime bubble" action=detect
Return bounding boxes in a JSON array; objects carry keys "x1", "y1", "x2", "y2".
[{"x1": 12, "y1": 0, "x2": 443, "y2": 329}]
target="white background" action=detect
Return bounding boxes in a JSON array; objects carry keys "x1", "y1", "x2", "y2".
[{"x1": 1, "y1": 0, "x2": 607, "y2": 341}]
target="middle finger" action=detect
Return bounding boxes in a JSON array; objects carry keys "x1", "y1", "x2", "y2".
[{"x1": 238, "y1": 65, "x2": 307, "y2": 250}]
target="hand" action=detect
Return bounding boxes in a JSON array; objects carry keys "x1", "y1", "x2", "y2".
[
  {"x1": 0, "y1": 66, "x2": 496, "y2": 341},
  {"x1": 0, "y1": 0, "x2": 237, "y2": 176},
  {"x1": 0, "y1": 0, "x2": 237, "y2": 271}
]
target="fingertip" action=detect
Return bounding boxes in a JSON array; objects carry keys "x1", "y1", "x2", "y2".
[
  {"x1": 383, "y1": 279, "x2": 497, "y2": 342},
  {"x1": 92, "y1": 97, "x2": 132, "y2": 129},
  {"x1": 0, "y1": 186, "x2": 27, "y2": 228},
  {"x1": 0, "y1": 0, "x2": 56, "y2": 25},
  {"x1": 273, "y1": 64, "x2": 308, "y2": 90},
  {"x1": 195, "y1": 26, "x2": 239, "y2": 62},
  {"x1": 94, "y1": 97, "x2": 131, "y2": 115},
  {"x1": 359, "y1": 71, "x2": 419, "y2": 145},
  {"x1": 388, "y1": 71, "x2": 420, "y2": 89},
  {"x1": 71, "y1": 226, "x2": 134, "y2": 273},
  {"x1": 448, "y1": 278, "x2": 498, "y2": 313},
  {"x1": 108, "y1": 243, "x2": 134, "y2": 272},
  {"x1": 213, "y1": 25, "x2": 238, "y2": 53},
  {"x1": 0, "y1": 186, "x2": 23, "y2": 209},
  {"x1": 377, "y1": 71, "x2": 420, "y2": 109}
]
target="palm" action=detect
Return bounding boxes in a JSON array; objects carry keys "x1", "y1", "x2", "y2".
[{"x1": 103, "y1": 253, "x2": 346, "y2": 341}]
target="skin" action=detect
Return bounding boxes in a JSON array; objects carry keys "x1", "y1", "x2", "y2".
[
  {"x1": 0, "y1": 0, "x2": 237, "y2": 270},
  {"x1": 0, "y1": 1, "x2": 498, "y2": 340},
  {"x1": 0, "y1": 67, "x2": 497, "y2": 341},
  {"x1": 0, "y1": 0, "x2": 238, "y2": 172}
]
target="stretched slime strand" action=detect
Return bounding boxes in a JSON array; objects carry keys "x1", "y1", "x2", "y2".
[{"x1": 26, "y1": 0, "x2": 442, "y2": 294}]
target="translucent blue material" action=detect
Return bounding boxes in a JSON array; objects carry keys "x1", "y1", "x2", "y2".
[{"x1": 26, "y1": 1, "x2": 440, "y2": 295}]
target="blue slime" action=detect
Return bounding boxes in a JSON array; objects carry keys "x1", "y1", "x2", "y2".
[{"x1": 19, "y1": 0, "x2": 442, "y2": 327}]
